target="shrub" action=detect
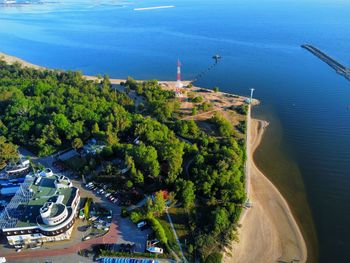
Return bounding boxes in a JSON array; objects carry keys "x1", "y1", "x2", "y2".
[
  {"x1": 121, "y1": 207, "x2": 129, "y2": 218},
  {"x1": 192, "y1": 107, "x2": 198, "y2": 115},
  {"x1": 236, "y1": 120, "x2": 247, "y2": 134},
  {"x1": 130, "y1": 211, "x2": 142, "y2": 223},
  {"x1": 235, "y1": 104, "x2": 248, "y2": 115},
  {"x1": 192, "y1": 96, "x2": 203, "y2": 103},
  {"x1": 205, "y1": 252, "x2": 223, "y2": 263},
  {"x1": 84, "y1": 198, "x2": 92, "y2": 219}
]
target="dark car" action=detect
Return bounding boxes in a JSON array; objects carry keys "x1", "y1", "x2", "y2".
[
  {"x1": 130, "y1": 244, "x2": 136, "y2": 253},
  {"x1": 119, "y1": 243, "x2": 126, "y2": 252},
  {"x1": 125, "y1": 243, "x2": 131, "y2": 253}
]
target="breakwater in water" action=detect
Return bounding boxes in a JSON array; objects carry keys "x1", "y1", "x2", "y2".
[{"x1": 302, "y1": 44, "x2": 350, "y2": 81}]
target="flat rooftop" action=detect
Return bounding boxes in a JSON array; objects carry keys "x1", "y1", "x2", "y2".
[{"x1": 14, "y1": 176, "x2": 77, "y2": 228}]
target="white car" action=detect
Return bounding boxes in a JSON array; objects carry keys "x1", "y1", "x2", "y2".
[
  {"x1": 105, "y1": 193, "x2": 111, "y2": 198},
  {"x1": 137, "y1": 221, "x2": 147, "y2": 228},
  {"x1": 147, "y1": 247, "x2": 163, "y2": 254}
]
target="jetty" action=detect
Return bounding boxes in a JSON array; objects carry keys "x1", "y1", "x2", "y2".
[{"x1": 301, "y1": 44, "x2": 350, "y2": 81}]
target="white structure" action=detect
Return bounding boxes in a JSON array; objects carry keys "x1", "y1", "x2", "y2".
[
  {"x1": 37, "y1": 168, "x2": 53, "y2": 177},
  {"x1": 40, "y1": 202, "x2": 68, "y2": 226},
  {"x1": 176, "y1": 59, "x2": 184, "y2": 89},
  {"x1": 249, "y1": 88, "x2": 255, "y2": 103},
  {"x1": 0, "y1": 172, "x2": 80, "y2": 247},
  {"x1": 5, "y1": 159, "x2": 30, "y2": 175}
]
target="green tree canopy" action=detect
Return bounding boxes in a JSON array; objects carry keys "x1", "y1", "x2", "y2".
[
  {"x1": 0, "y1": 136, "x2": 18, "y2": 169},
  {"x1": 177, "y1": 179, "x2": 196, "y2": 209}
]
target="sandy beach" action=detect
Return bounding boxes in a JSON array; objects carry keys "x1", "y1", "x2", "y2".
[
  {"x1": 0, "y1": 52, "x2": 44, "y2": 70},
  {"x1": 0, "y1": 51, "x2": 307, "y2": 262},
  {"x1": 223, "y1": 116, "x2": 307, "y2": 263}
]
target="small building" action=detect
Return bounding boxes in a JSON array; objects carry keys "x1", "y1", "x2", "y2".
[{"x1": 82, "y1": 143, "x2": 105, "y2": 156}]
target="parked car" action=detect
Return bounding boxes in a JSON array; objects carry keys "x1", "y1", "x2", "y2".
[
  {"x1": 137, "y1": 221, "x2": 147, "y2": 229},
  {"x1": 82, "y1": 236, "x2": 91, "y2": 241},
  {"x1": 149, "y1": 239, "x2": 160, "y2": 246},
  {"x1": 119, "y1": 243, "x2": 126, "y2": 252},
  {"x1": 147, "y1": 247, "x2": 163, "y2": 254},
  {"x1": 125, "y1": 244, "x2": 131, "y2": 253}
]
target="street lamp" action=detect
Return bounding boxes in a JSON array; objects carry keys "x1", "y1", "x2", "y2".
[{"x1": 250, "y1": 88, "x2": 255, "y2": 104}]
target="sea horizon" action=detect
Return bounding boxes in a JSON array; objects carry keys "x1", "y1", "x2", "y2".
[{"x1": 1, "y1": 0, "x2": 350, "y2": 262}]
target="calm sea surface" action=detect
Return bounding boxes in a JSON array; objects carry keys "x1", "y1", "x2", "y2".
[{"x1": 1, "y1": 0, "x2": 350, "y2": 261}]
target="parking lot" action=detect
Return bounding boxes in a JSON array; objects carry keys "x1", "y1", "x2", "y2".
[{"x1": 74, "y1": 179, "x2": 152, "y2": 253}]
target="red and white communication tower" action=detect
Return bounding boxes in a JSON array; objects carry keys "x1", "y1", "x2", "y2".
[{"x1": 176, "y1": 59, "x2": 184, "y2": 92}]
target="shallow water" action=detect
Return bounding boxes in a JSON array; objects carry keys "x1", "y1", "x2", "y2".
[{"x1": 1, "y1": 0, "x2": 350, "y2": 261}]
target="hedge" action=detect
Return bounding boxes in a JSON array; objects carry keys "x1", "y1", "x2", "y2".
[
  {"x1": 147, "y1": 216, "x2": 168, "y2": 245},
  {"x1": 84, "y1": 197, "x2": 92, "y2": 219}
]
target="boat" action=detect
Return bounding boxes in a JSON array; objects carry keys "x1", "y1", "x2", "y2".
[{"x1": 1, "y1": 0, "x2": 16, "y2": 4}]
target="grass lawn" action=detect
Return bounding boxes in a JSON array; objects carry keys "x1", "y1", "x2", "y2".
[
  {"x1": 165, "y1": 207, "x2": 194, "y2": 261},
  {"x1": 158, "y1": 216, "x2": 180, "y2": 253}
]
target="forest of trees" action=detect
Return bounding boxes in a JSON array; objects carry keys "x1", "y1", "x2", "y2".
[
  {"x1": 0, "y1": 61, "x2": 247, "y2": 261},
  {"x1": 0, "y1": 61, "x2": 134, "y2": 156}
]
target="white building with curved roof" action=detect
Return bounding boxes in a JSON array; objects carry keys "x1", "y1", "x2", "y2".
[{"x1": 0, "y1": 172, "x2": 80, "y2": 246}]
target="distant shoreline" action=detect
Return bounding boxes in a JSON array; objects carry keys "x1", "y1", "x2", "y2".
[{"x1": 0, "y1": 51, "x2": 257, "y2": 104}]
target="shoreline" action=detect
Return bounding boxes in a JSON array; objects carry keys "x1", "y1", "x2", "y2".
[
  {"x1": 0, "y1": 52, "x2": 191, "y2": 88},
  {"x1": 224, "y1": 115, "x2": 307, "y2": 262},
  {"x1": 0, "y1": 51, "x2": 307, "y2": 261}
]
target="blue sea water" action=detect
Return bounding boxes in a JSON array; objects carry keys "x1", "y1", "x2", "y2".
[{"x1": 1, "y1": 0, "x2": 350, "y2": 261}]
